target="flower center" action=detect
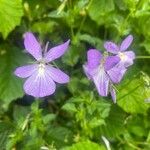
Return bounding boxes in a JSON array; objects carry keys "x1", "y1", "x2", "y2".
[
  {"x1": 38, "y1": 62, "x2": 46, "y2": 76},
  {"x1": 118, "y1": 52, "x2": 126, "y2": 61}
]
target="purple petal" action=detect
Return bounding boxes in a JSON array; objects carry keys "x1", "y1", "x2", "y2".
[
  {"x1": 124, "y1": 51, "x2": 135, "y2": 60},
  {"x1": 87, "y1": 49, "x2": 102, "y2": 69},
  {"x1": 14, "y1": 64, "x2": 38, "y2": 78},
  {"x1": 104, "y1": 56, "x2": 120, "y2": 71},
  {"x1": 24, "y1": 32, "x2": 42, "y2": 60},
  {"x1": 120, "y1": 35, "x2": 133, "y2": 51},
  {"x1": 93, "y1": 68, "x2": 109, "y2": 96},
  {"x1": 44, "y1": 40, "x2": 70, "y2": 62},
  {"x1": 104, "y1": 42, "x2": 119, "y2": 54},
  {"x1": 107, "y1": 65, "x2": 127, "y2": 83},
  {"x1": 118, "y1": 51, "x2": 135, "y2": 67},
  {"x1": 24, "y1": 70, "x2": 56, "y2": 98},
  {"x1": 83, "y1": 64, "x2": 92, "y2": 80},
  {"x1": 110, "y1": 88, "x2": 116, "y2": 103},
  {"x1": 46, "y1": 66, "x2": 69, "y2": 83}
]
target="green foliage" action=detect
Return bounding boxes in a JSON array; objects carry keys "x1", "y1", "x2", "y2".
[
  {"x1": 0, "y1": 45, "x2": 30, "y2": 107},
  {"x1": 0, "y1": 0, "x2": 23, "y2": 39},
  {"x1": 0, "y1": 0, "x2": 149, "y2": 149}
]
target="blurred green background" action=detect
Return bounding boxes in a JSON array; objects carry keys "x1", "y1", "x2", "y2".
[{"x1": 0, "y1": 0, "x2": 150, "y2": 149}]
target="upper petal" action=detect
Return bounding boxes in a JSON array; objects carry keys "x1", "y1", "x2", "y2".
[
  {"x1": 44, "y1": 40, "x2": 70, "y2": 62},
  {"x1": 120, "y1": 35, "x2": 133, "y2": 51},
  {"x1": 24, "y1": 32, "x2": 42, "y2": 60},
  {"x1": 46, "y1": 66, "x2": 69, "y2": 84},
  {"x1": 104, "y1": 56, "x2": 120, "y2": 71},
  {"x1": 104, "y1": 41, "x2": 119, "y2": 54},
  {"x1": 14, "y1": 64, "x2": 38, "y2": 78},
  {"x1": 87, "y1": 49, "x2": 102, "y2": 69},
  {"x1": 23, "y1": 70, "x2": 56, "y2": 98},
  {"x1": 93, "y1": 68, "x2": 109, "y2": 96}
]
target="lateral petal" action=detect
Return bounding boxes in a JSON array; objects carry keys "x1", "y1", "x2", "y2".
[{"x1": 14, "y1": 64, "x2": 38, "y2": 78}]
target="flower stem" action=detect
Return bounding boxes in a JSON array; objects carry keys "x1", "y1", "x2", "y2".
[{"x1": 136, "y1": 56, "x2": 150, "y2": 59}]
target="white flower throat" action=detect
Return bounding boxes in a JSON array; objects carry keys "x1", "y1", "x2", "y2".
[
  {"x1": 38, "y1": 62, "x2": 46, "y2": 76},
  {"x1": 118, "y1": 52, "x2": 126, "y2": 61}
]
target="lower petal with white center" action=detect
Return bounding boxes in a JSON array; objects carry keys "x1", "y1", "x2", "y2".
[
  {"x1": 23, "y1": 70, "x2": 56, "y2": 98},
  {"x1": 93, "y1": 68, "x2": 109, "y2": 96}
]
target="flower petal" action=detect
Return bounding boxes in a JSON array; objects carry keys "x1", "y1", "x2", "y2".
[
  {"x1": 107, "y1": 65, "x2": 127, "y2": 83},
  {"x1": 24, "y1": 32, "x2": 42, "y2": 60},
  {"x1": 87, "y1": 49, "x2": 102, "y2": 69},
  {"x1": 14, "y1": 64, "x2": 38, "y2": 78},
  {"x1": 24, "y1": 70, "x2": 56, "y2": 97},
  {"x1": 44, "y1": 40, "x2": 70, "y2": 62},
  {"x1": 110, "y1": 88, "x2": 116, "y2": 103},
  {"x1": 124, "y1": 51, "x2": 135, "y2": 60},
  {"x1": 93, "y1": 68, "x2": 109, "y2": 96},
  {"x1": 104, "y1": 56, "x2": 120, "y2": 71},
  {"x1": 46, "y1": 66, "x2": 69, "y2": 83},
  {"x1": 83, "y1": 64, "x2": 92, "y2": 80},
  {"x1": 104, "y1": 42, "x2": 119, "y2": 54},
  {"x1": 120, "y1": 35, "x2": 133, "y2": 51}
]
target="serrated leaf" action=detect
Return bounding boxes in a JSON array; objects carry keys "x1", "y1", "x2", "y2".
[
  {"x1": 117, "y1": 78, "x2": 150, "y2": 114},
  {"x1": 0, "y1": 45, "x2": 30, "y2": 105},
  {"x1": 62, "y1": 140, "x2": 106, "y2": 150},
  {"x1": 0, "y1": 0, "x2": 23, "y2": 39}
]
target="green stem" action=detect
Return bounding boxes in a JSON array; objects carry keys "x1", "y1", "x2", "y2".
[{"x1": 136, "y1": 56, "x2": 150, "y2": 59}]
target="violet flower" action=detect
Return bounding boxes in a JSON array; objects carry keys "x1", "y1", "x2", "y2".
[
  {"x1": 104, "y1": 35, "x2": 135, "y2": 83},
  {"x1": 14, "y1": 32, "x2": 70, "y2": 98},
  {"x1": 83, "y1": 49, "x2": 120, "y2": 102}
]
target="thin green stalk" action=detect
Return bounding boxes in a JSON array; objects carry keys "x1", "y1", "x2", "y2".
[{"x1": 136, "y1": 56, "x2": 150, "y2": 59}]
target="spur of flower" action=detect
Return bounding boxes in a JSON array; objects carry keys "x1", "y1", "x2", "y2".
[
  {"x1": 83, "y1": 49, "x2": 120, "y2": 103},
  {"x1": 104, "y1": 35, "x2": 135, "y2": 83},
  {"x1": 14, "y1": 32, "x2": 70, "y2": 98}
]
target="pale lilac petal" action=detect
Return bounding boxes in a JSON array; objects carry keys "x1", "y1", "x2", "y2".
[
  {"x1": 24, "y1": 70, "x2": 56, "y2": 97},
  {"x1": 24, "y1": 32, "x2": 42, "y2": 60},
  {"x1": 14, "y1": 64, "x2": 38, "y2": 78},
  {"x1": 124, "y1": 51, "x2": 135, "y2": 60},
  {"x1": 46, "y1": 66, "x2": 69, "y2": 83},
  {"x1": 104, "y1": 56, "x2": 120, "y2": 71},
  {"x1": 44, "y1": 40, "x2": 70, "y2": 62},
  {"x1": 104, "y1": 42, "x2": 119, "y2": 54},
  {"x1": 107, "y1": 65, "x2": 127, "y2": 83},
  {"x1": 87, "y1": 49, "x2": 102, "y2": 69},
  {"x1": 93, "y1": 68, "x2": 109, "y2": 96},
  {"x1": 83, "y1": 64, "x2": 92, "y2": 80},
  {"x1": 110, "y1": 88, "x2": 116, "y2": 103},
  {"x1": 120, "y1": 35, "x2": 133, "y2": 51}
]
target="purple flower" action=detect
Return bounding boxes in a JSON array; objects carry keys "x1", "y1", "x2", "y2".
[
  {"x1": 14, "y1": 32, "x2": 70, "y2": 98},
  {"x1": 83, "y1": 49, "x2": 120, "y2": 102},
  {"x1": 104, "y1": 35, "x2": 135, "y2": 83}
]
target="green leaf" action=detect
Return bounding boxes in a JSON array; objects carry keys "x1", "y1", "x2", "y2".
[
  {"x1": 62, "y1": 140, "x2": 106, "y2": 150},
  {"x1": 117, "y1": 78, "x2": 150, "y2": 114},
  {"x1": 88, "y1": 0, "x2": 115, "y2": 24},
  {"x1": 62, "y1": 103, "x2": 77, "y2": 113},
  {"x1": 100, "y1": 105, "x2": 126, "y2": 137},
  {"x1": 46, "y1": 127, "x2": 73, "y2": 148},
  {"x1": 0, "y1": 0, "x2": 23, "y2": 39},
  {"x1": 0, "y1": 45, "x2": 30, "y2": 105}
]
